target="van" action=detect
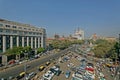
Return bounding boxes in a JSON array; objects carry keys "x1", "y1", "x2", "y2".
[{"x1": 39, "y1": 66, "x2": 45, "y2": 71}]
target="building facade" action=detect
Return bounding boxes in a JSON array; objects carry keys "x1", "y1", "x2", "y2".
[
  {"x1": 73, "y1": 28, "x2": 84, "y2": 40},
  {"x1": 0, "y1": 19, "x2": 46, "y2": 53}
]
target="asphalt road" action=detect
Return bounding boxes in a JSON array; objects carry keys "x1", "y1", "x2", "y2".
[{"x1": 0, "y1": 47, "x2": 73, "y2": 79}]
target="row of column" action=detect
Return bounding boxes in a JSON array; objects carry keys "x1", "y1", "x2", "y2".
[{"x1": 2, "y1": 36, "x2": 43, "y2": 52}]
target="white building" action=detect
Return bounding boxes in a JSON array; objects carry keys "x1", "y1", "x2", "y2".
[
  {"x1": 0, "y1": 19, "x2": 46, "y2": 53},
  {"x1": 73, "y1": 28, "x2": 84, "y2": 40}
]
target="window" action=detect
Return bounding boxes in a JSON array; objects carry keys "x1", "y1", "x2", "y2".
[
  {"x1": 33, "y1": 32, "x2": 35, "y2": 35},
  {"x1": 13, "y1": 30, "x2": 17, "y2": 33},
  {"x1": 0, "y1": 36, "x2": 2, "y2": 38},
  {"x1": 19, "y1": 27, "x2": 22, "y2": 29},
  {"x1": 37, "y1": 33, "x2": 39, "y2": 35},
  {"x1": 28, "y1": 28, "x2": 31, "y2": 30},
  {"x1": 24, "y1": 28, "x2": 27, "y2": 30},
  {"x1": 39, "y1": 33, "x2": 42, "y2": 35},
  {"x1": 6, "y1": 29, "x2": 11, "y2": 33},
  {"x1": 0, "y1": 24, "x2": 3, "y2": 27},
  {"x1": 0, "y1": 29, "x2": 3, "y2": 32},
  {"x1": 6, "y1": 25, "x2": 10, "y2": 28},
  {"x1": 19, "y1": 31, "x2": 23, "y2": 34},
  {"x1": 29, "y1": 32, "x2": 32, "y2": 34},
  {"x1": 24, "y1": 31, "x2": 27, "y2": 34},
  {"x1": 12, "y1": 26, "x2": 16, "y2": 28}
]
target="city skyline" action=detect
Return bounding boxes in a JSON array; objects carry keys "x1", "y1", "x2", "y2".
[{"x1": 0, "y1": 0, "x2": 120, "y2": 38}]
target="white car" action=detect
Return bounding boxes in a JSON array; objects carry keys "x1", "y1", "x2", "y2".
[
  {"x1": 25, "y1": 72, "x2": 36, "y2": 80},
  {"x1": 43, "y1": 71, "x2": 54, "y2": 80},
  {"x1": 43, "y1": 73, "x2": 52, "y2": 80},
  {"x1": 47, "y1": 71, "x2": 54, "y2": 76},
  {"x1": 72, "y1": 72, "x2": 83, "y2": 80}
]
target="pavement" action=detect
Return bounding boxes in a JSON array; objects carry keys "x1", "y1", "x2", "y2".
[
  {"x1": 32, "y1": 51, "x2": 82, "y2": 80},
  {"x1": 32, "y1": 51, "x2": 101, "y2": 80}
]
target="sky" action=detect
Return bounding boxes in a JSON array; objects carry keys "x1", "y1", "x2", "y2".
[{"x1": 0, "y1": 0, "x2": 120, "y2": 38}]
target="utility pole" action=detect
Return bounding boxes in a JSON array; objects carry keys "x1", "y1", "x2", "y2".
[{"x1": 24, "y1": 50, "x2": 27, "y2": 80}]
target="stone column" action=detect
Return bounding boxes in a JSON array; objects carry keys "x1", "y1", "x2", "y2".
[
  {"x1": 3, "y1": 36, "x2": 6, "y2": 52},
  {"x1": 35, "y1": 37, "x2": 37, "y2": 48},
  {"x1": 17, "y1": 36, "x2": 19, "y2": 47},
  {"x1": 38, "y1": 37, "x2": 40, "y2": 48},
  {"x1": 31, "y1": 37, "x2": 33, "y2": 48},
  {"x1": 10, "y1": 36, "x2": 13, "y2": 49},
  {"x1": 27, "y1": 37, "x2": 29, "y2": 46},
  {"x1": 41, "y1": 35, "x2": 43, "y2": 48},
  {"x1": 22, "y1": 37, "x2": 24, "y2": 47}
]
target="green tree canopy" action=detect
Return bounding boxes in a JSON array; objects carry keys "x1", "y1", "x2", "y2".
[
  {"x1": 37, "y1": 47, "x2": 45, "y2": 54},
  {"x1": 4, "y1": 46, "x2": 32, "y2": 56},
  {"x1": 92, "y1": 39, "x2": 116, "y2": 58},
  {"x1": 50, "y1": 39, "x2": 84, "y2": 50}
]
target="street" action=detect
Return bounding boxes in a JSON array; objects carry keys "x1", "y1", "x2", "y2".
[{"x1": 0, "y1": 47, "x2": 72, "y2": 79}]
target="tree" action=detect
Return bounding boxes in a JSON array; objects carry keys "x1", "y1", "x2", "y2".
[
  {"x1": 4, "y1": 46, "x2": 32, "y2": 60},
  {"x1": 92, "y1": 39, "x2": 116, "y2": 58},
  {"x1": 37, "y1": 47, "x2": 45, "y2": 54},
  {"x1": 23, "y1": 46, "x2": 32, "y2": 53},
  {"x1": 112, "y1": 42, "x2": 120, "y2": 61}
]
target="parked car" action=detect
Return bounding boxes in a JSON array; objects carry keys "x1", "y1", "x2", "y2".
[
  {"x1": 25, "y1": 72, "x2": 36, "y2": 80},
  {"x1": 72, "y1": 72, "x2": 83, "y2": 80},
  {"x1": 50, "y1": 66, "x2": 61, "y2": 76},
  {"x1": 8, "y1": 59, "x2": 15, "y2": 65},
  {"x1": 56, "y1": 70, "x2": 62, "y2": 76},
  {"x1": 65, "y1": 70, "x2": 71, "y2": 78},
  {"x1": 43, "y1": 71, "x2": 54, "y2": 80}
]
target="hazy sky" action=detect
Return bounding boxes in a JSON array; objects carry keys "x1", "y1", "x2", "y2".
[{"x1": 0, "y1": 0, "x2": 120, "y2": 38}]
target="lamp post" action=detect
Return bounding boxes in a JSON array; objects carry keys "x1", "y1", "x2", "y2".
[{"x1": 24, "y1": 50, "x2": 27, "y2": 80}]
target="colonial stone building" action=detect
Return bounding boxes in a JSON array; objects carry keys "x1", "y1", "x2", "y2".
[{"x1": 0, "y1": 19, "x2": 46, "y2": 53}]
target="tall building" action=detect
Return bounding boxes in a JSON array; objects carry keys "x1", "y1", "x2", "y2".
[
  {"x1": 0, "y1": 19, "x2": 46, "y2": 53},
  {"x1": 54, "y1": 34, "x2": 60, "y2": 39},
  {"x1": 90, "y1": 33, "x2": 98, "y2": 41},
  {"x1": 73, "y1": 28, "x2": 84, "y2": 40}
]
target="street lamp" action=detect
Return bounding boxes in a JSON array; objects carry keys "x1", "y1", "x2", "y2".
[{"x1": 24, "y1": 50, "x2": 27, "y2": 80}]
